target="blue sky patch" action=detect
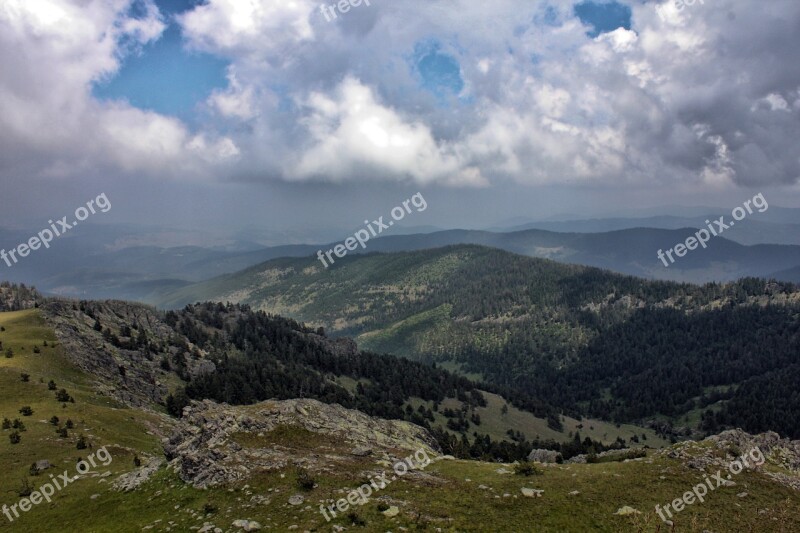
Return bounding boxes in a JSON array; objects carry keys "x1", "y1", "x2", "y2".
[
  {"x1": 574, "y1": 1, "x2": 632, "y2": 37},
  {"x1": 412, "y1": 41, "x2": 465, "y2": 101},
  {"x1": 92, "y1": 0, "x2": 228, "y2": 119}
]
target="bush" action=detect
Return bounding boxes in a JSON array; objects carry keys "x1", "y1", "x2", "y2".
[
  {"x1": 202, "y1": 503, "x2": 217, "y2": 515},
  {"x1": 9, "y1": 431, "x2": 21, "y2": 444},
  {"x1": 17, "y1": 479, "x2": 32, "y2": 497},
  {"x1": 5, "y1": 348, "x2": 13, "y2": 358},
  {"x1": 1, "y1": 418, "x2": 10, "y2": 430},
  {"x1": 376, "y1": 502, "x2": 390, "y2": 512},
  {"x1": 514, "y1": 462, "x2": 543, "y2": 476},
  {"x1": 76, "y1": 435, "x2": 87, "y2": 450},
  {"x1": 56, "y1": 427, "x2": 68, "y2": 438},
  {"x1": 19, "y1": 406, "x2": 33, "y2": 416},
  {"x1": 47, "y1": 380, "x2": 57, "y2": 391},
  {"x1": 20, "y1": 373, "x2": 30, "y2": 382},
  {"x1": 134, "y1": 455, "x2": 142, "y2": 467},
  {"x1": 65, "y1": 419, "x2": 74, "y2": 429},
  {"x1": 29, "y1": 463, "x2": 40, "y2": 476},
  {"x1": 32, "y1": 346, "x2": 40, "y2": 354},
  {"x1": 295, "y1": 466, "x2": 315, "y2": 490},
  {"x1": 55, "y1": 389, "x2": 72, "y2": 402},
  {"x1": 49, "y1": 416, "x2": 59, "y2": 426},
  {"x1": 347, "y1": 511, "x2": 366, "y2": 526},
  {"x1": 11, "y1": 419, "x2": 25, "y2": 431}
]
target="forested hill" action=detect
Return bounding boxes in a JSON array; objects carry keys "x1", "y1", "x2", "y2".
[{"x1": 156, "y1": 245, "x2": 800, "y2": 438}]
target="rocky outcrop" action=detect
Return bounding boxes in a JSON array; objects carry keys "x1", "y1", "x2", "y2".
[
  {"x1": 112, "y1": 457, "x2": 165, "y2": 492},
  {"x1": 660, "y1": 429, "x2": 800, "y2": 490},
  {"x1": 527, "y1": 449, "x2": 562, "y2": 463},
  {"x1": 42, "y1": 299, "x2": 213, "y2": 408},
  {"x1": 164, "y1": 398, "x2": 440, "y2": 488},
  {"x1": 0, "y1": 282, "x2": 40, "y2": 311}
]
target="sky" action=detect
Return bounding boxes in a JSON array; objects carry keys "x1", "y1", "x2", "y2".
[{"x1": 1, "y1": 0, "x2": 799, "y2": 239}]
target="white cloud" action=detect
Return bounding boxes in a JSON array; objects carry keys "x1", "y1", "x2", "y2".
[
  {"x1": 288, "y1": 77, "x2": 485, "y2": 186},
  {"x1": 178, "y1": 0, "x2": 317, "y2": 60},
  {"x1": 2, "y1": 0, "x2": 800, "y2": 192}
]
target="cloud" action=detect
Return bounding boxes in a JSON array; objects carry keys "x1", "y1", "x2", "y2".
[
  {"x1": 288, "y1": 77, "x2": 485, "y2": 186},
  {"x1": 0, "y1": 0, "x2": 239, "y2": 184},
  {"x1": 1, "y1": 0, "x2": 800, "y2": 192}
]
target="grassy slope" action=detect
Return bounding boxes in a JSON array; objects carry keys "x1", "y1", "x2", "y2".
[
  {"x1": 2, "y1": 310, "x2": 799, "y2": 532},
  {"x1": 409, "y1": 392, "x2": 670, "y2": 448}
]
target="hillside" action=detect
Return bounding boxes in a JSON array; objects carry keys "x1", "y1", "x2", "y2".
[
  {"x1": 1, "y1": 306, "x2": 799, "y2": 532},
  {"x1": 155, "y1": 245, "x2": 800, "y2": 438},
  {"x1": 9, "y1": 220, "x2": 800, "y2": 304}
]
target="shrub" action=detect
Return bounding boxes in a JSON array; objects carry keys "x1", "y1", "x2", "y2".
[
  {"x1": 17, "y1": 479, "x2": 32, "y2": 497},
  {"x1": 65, "y1": 419, "x2": 74, "y2": 429},
  {"x1": 5, "y1": 348, "x2": 13, "y2": 358},
  {"x1": 55, "y1": 389, "x2": 72, "y2": 402},
  {"x1": 56, "y1": 427, "x2": 68, "y2": 438},
  {"x1": 49, "y1": 416, "x2": 60, "y2": 426},
  {"x1": 12, "y1": 419, "x2": 25, "y2": 431},
  {"x1": 47, "y1": 380, "x2": 57, "y2": 391},
  {"x1": 202, "y1": 503, "x2": 217, "y2": 515},
  {"x1": 295, "y1": 466, "x2": 315, "y2": 490},
  {"x1": 514, "y1": 462, "x2": 543, "y2": 476},
  {"x1": 29, "y1": 463, "x2": 40, "y2": 476},
  {"x1": 134, "y1": 455, "x2": 142, "y2": 467},
  {"x1": 19, "y1": 406, "x2": 33, "y2": 416},
  {"x1": 32, "y1": 346, "x2": 40, "y2": 354},
  {"x1": 376, "y1": 502, "x2": 390, "y2": 512},
  {"x1": 9, "y1": 431, "x2": 21, "y2": 444},
  {"x1": 347, "y1": 511, "x2": 366, "y2": 526},
  {"x1": 1, "y1": 418, "x2": 10, "y2": 430},
  {"x1": 76, "y1": 435, "x2": 87, "y2": 450},
  {"x1": 20, "y1": 373, "x2": 30, "y2": 382}
]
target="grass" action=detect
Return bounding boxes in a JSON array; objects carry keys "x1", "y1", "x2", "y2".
[
  {"x1": 410, "y1": 391, "x2": 670, "y2": 448},
  {"x1": 1, "y1": 309, "x2": 798, "y2": 532}
]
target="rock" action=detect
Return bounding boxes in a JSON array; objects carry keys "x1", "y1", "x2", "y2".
[
  {"x1": 90, "y1": 494, "x2": 100, "y2": 500},
  {"x1": 521, "y1": 488, "x2": 543, "y2": 498},
  {"x1": 737, "y1": 492, "x2": 749, "y2": 498},
  {"x1": 495, "y1": 468, "x2": 512, "y2": 475},
  {"x1": 568, "y1": 490, "x2": 580, "y2": 496},
  {"x1": 383, "y1": 506, "x2": 400, "y2": 517},
  {"x1": 35, "y1": 459, "x2": 50, "y2": 471},
  {"x1": 232, "y1": 519, "x2": 262, "y2": 531},
  {"x1": 198, "y1": 525, "x2": 216, "y2": 533},
  {"x1": 288, "y1": 495, "x2": 305, "y2": 506},
  {"x1": 113, "y1": 457, "x2": 164, "y2": 492},
  {"x1": 527, "y1": 449, "x2": 562, "y2": 463},
  {"x1": 351, "y1": 446, "x2": 373, "y2": 457},
  {"x1": 614, "y1": 506, "x2": 641, "y2": 516},
  {"x1": 163, "y1": 398, "x2": 439, "y2": 489}
]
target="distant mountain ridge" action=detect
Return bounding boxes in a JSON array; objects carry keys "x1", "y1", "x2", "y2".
[{"x1": 154, "y1": 244, "x2": 800, "y2": 438}]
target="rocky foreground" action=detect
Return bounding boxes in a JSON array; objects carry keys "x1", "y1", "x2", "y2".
[{"x1": 164, "y1": 398, "x2": 440, "y2": 488}]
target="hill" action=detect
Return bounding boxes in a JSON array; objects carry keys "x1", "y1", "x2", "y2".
[
  {"x1": 155, "y1": 245, "x2": 800, "y2": 438},
  {"x1": 1, "y1": 305, "x2": 799, "y2": 532}
]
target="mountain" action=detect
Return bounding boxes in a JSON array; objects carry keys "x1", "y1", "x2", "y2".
[
  {"x1": 154, "y1": 245, "x2": 800, "y2": 438},
  {"x1": 501, "y1": 216, "x2": 800, "y2": 246},
  {"x1": 149, "y1": 226, "x2": 800, "y2": 288},
  {"x1": 9, "y1": 219, "x2": 800, "y2": 303},
  {"x1": 1, "y1": 288, "x2": 800, "y2": 531}
]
